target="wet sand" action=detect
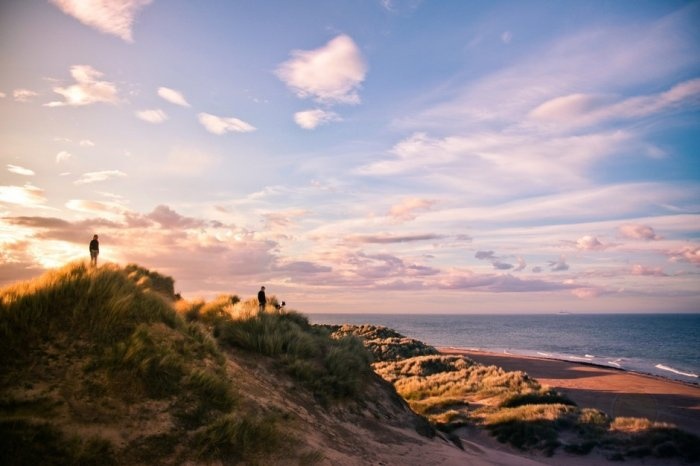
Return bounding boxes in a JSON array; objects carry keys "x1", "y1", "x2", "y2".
[{"x1": 438, "y1": 347, "x2": 700, "y2": 436}]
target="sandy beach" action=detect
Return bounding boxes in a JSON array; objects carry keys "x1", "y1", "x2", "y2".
[{"x1": 438, "y1": 347, "x2": 700, "y2": 437}]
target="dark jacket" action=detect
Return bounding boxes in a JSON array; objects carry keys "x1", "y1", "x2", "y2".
[
  {"x1": 257, "y1": 290, "x2": 266, "y2": 305},
  {"x1": 89, "y1": 239, "x2": 99, "y2": 252}
]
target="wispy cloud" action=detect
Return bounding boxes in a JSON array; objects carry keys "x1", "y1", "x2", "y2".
[
  {"x1": 7, "y1": 165, "x2": 35, "y2": 176},
  {"x1": 276, "y1": 34, "x2": 367, "y2": 105},
  {"x1": 158, "y1": 87, "x2": 190, "y2": 107},
  {"x1": 197, "y1": 112, "x2": 256, "y2": 134},
  {"x1": 50, "y1": 0, "x2": 153, "y2": 42},
  {"x1": 0, "y1": 184, "x2": 47, "y2": 206},
  {"x1": 56, "y1": 151, "x2": 72, "y2": 163},
  {"x1": 74, "y1": 170, "x2": 127, "y2": 185},
  {"x1": 668, "y1": 245, "x2": 700, "y2": 266},
  {"x1": 631, "y1": 264, "x2": 667, "y2": 277},
  {"x1": 46, "y1": 65, "x2": 119, "y2": 107},
  {"x1": 529, "y1": 78, "x2": 700, "y2": 128},
  {"x1": 65, "y1": 199, "x2": 128, "y2": 216},
  {"x1": 293, "y1": 109, "x2": 341, "y2": 129},
  {"x1": 346, "y1": 233, "x2": 443, "y2": 244},
  {"x1": 13, "y1": 89, "x2": 38, "y2": 102},
  {"x1": 387, "y1": 197, "x2": 437, "y2": 222},
  {"x1": 135, "y1": 109, "x2": 168, "y2": 123}
]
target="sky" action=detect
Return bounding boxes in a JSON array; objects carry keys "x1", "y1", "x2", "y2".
[{"x1": 1, "y1": 0, "x2": 699, "y2": 314}]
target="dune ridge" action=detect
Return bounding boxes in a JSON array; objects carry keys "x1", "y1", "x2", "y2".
[{"x1": 1, "y1": 262, "x2": 697, "y2": 465}]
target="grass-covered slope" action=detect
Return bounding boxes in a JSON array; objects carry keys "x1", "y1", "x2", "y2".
[
  {"x1": 0, "y1": 262, "x2": 433, "y2": 465},
  {"x1": 333, "y1": 324, "x2": 700, "y2": 462}
]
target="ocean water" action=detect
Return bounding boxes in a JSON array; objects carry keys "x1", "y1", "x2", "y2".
[{"x1": 308, "y1": 313, "x2": 700, "y2": 384}]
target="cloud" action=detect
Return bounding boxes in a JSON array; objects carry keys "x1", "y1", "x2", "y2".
[
  {"x1": 631, "y1": 264, "x2": 667, "y2": 277},
  {"x1": 262, "y1": 209, "x2": 308, "y2": 232},
  {"x1": 387, "y1": 197, "x2": 437, "y2": 222},
  {"x1": 529, "y1": 78, "x2": 700, "y2": 128},
  {"x1": 158, "y1": 87, "x2": 190, "y2": 107},
  {"x1": 475, "y1": 250, "x2": 515, "y2": 270},
  {"x1": 0, "y1": 91, "x2": 5, "y2": 98},
  {"x1": 548, "y1": 256, "x2": 570, "y2": 272},
  {"x1": 13, "y1": 89, "x2": 38, "y2": 102},
  {"x1": 0, "y1": 184, "x2": 47, "y2": 206},
  {"x1": 80, "y1": 139, "x2": 95, "y2": 147},
  {"x1": 619, "y1": 223, "x2": 661, "y2": 241},
  {"x1": 4, "y1": 216, "x2": 72, "y2": 229},
  {"x1": 135, "y1": 109, "x2": 168, "y2": 123},
  {"x1": 197, "y1": 113, "x2": 256, "y2": 134},
  {"x1": 46, "y1": 65, "x2": 119, "y2": 107},
  {"x1": 146, "y1": 205, "x2": 205, "y2": 229},
  {"x1": 66, "y1": 199, "x2": 128, "y2": 215},
  {"x1": 576, "y1": 235, "x2": 607, "y2": 251},
  {"x1": 346, "y1": 233, "x2": 443, "y2": 244},
  {"x1": 56, "y1": 151, "x2": 72, "y2": 163},
  {"x1": 501, "y1": 31, "x2": 512, "y2": 44},
  {"x1": 7, "y1": 165, "x2": 35, "y2": 176},
  {"x1": 276, "y1": 34, "x2": 367, "y2": 105},
  {"x1": 358, "y1": 130, "x2": 630, "y2": 192},
  {"x1": 74, "y1": 170, "x2": 127, "y2": 185},
  {"x1": 275, "y1": 261, "x2": 332, "y2": 275},
  {"x1": 293, "y1": 109, "x2": 341, "y2": 129},
  {"x1": 438, "y1": 273, "x2": 575, "y2": 293},
  {"x1": 475, "y1": 250, "x2": 496, "y2": 260},
  {"x1": 50, "y1": 0, "x2": 152, "y2": 42},
  {"x1": 514, "y1": 257, "x2": 527, "y2": 272},
  {"x1": 571, "y1": 287, "x2": 601, "y2": 299},
  {"x1": 667, "y1": 246, "x2": 700, "y2": 266}
]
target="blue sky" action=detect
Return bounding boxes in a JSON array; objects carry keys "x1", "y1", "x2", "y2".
[{"x1": 1, "y1": 0, "x2": 699, "y2": 313}]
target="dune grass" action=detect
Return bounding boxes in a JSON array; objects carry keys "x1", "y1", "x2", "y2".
[
  {"x1": 179, "y1": 295, "x2": 373, "y2": 402},
  {"x1": 0, "y1": 262, "x2": 288, "y2": 465},
  {"x1": 336, "y1": 323, "x2": 700, "y2": 461}
]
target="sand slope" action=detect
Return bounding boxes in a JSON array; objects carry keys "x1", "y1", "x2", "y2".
[{"x1": 440, "y1": 348, "x2": 700, "y2": 437}]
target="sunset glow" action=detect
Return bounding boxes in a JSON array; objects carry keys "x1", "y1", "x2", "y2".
[{"x1": 1, "y1": 1, "x2": 698, "y2": 313}]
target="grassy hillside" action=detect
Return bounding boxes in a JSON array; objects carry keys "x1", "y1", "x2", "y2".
[
  {"x1": 332, "y1": 325, "x2": 700, "y2": 461},
  {"x1": 0, "y1": 262, "x2": 411, "y2": 465}
]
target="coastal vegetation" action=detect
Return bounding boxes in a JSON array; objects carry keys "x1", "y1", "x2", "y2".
[
  {"x1": 331, "y1": 324, "x2": 700, "y2": 461},
  {"x1": 0, "y1": 262, "x2": 378, "y2": 465},
  {"x1": 1, "y1": 262, "x2": 697, "y2": 464}
]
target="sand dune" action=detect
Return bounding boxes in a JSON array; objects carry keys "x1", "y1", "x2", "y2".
[{"x1": 439, "y1": 348, "x2": 700, "y2": 437}]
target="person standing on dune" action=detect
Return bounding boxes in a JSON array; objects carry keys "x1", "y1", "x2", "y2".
[
  {"x1": 89, "y1": 234, "x2": 99, "y2": 267},
  {"x1": 258, "y1": 286, "x2": 266, "y2": 313}
]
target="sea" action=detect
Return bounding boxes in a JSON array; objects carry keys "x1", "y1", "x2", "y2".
[{"x1": 308, "y1": 313, "x2": 700, "y2": 385}]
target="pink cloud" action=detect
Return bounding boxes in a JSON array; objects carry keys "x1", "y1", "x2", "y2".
[
  {"x1": 619, "y1": 223, "x2": 661, "y2": 241},
  {"x1": 631, "y1": 264, "x2": 667, "y2": 277},
  {"x1": 576, "y1": 235, "x2": 607, "y2": 250},
  {"x1": 668, "y1": 246, "x2": 700, "y2": 266},
  {"x1": 346, "y1": 233, "x2": 443, "y2": 244},
  {"x1": 387, "y1": 197, "x2": 437, "y2": 222}
]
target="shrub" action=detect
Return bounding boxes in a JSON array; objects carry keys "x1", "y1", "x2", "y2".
[
  {"x1": 193, "y1": 414, "x2": 281, "y2": 461},
  {"x1": 500, "y1": 391, "x2": 577, "y2": 409}
]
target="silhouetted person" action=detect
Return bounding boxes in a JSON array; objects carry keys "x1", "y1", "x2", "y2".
[
  {"x1": 89, "y1": 234, "x2": 99, "y2": 266},
  {"x1": 257, "y1": 286, "x2": 266, "y2": 312}
]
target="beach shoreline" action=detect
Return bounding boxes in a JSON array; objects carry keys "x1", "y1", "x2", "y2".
[{"x1": 438, "y1": 347, "x2": 700, "y2": 437}]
